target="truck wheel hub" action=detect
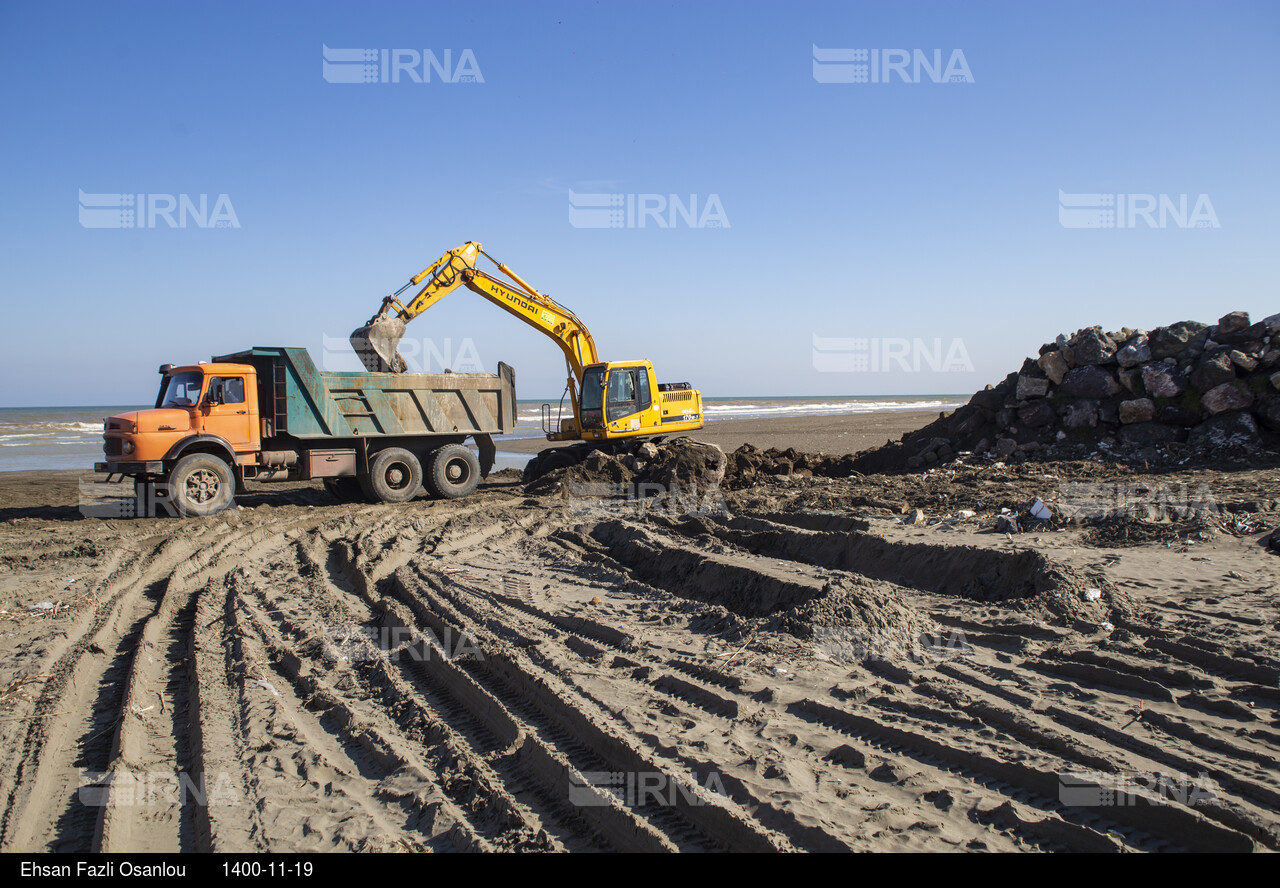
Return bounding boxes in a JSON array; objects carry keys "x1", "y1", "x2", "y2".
[{"x1": 187, "y1": 469, "x2": 220, "y2": 503}]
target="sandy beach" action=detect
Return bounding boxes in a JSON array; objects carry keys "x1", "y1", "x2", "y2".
[
  {"x1": 0, "y1": 410, "x2": 1278, "y2": 853},
  {"x1": 498, "y1": 410, "x2": 948, "y2": 458}
]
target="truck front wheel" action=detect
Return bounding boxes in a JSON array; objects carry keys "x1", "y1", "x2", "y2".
[
  {"x1": 426, "y1": 444, "x2": 480, "y2": 499},
  {"x1": 169, "y1": 454, "x2": 236, "y2": 517},
  {"x1": 361, "y1": 447, "x2": 423, "y2": 504}
]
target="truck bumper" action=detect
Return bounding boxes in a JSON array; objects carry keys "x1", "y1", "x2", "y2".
[{"x1": 95, "y1": 461, "x2": 164, "y2": 475}]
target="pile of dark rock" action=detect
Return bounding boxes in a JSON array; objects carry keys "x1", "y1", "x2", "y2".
[
  {"x1": 852, "y1": 311, "x2": 1280, "y2": 472},
  {"x1": 523, "y1": 438, "x2": 728, "y2": 494},
  {"x1": 724, "y1": 445, "x2": 861, "y2": 485}
]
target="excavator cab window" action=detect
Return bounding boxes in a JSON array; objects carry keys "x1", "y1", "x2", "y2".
[{"x1": 606, "y1": 368, "x2": 642, "y2": 420}]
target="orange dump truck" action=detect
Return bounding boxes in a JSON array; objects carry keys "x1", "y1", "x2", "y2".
[{"x1": 95, "y1": 347, "x2": 516, "y2": 516}]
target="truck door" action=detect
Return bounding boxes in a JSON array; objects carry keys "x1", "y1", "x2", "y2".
[{"x1": 200, "y1": 375, "x2": 258, "y2": 451}]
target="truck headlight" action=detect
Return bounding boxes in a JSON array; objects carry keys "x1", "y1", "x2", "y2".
[{"x1": 122, "y1": 440, "x2": 135, "y2": 454}]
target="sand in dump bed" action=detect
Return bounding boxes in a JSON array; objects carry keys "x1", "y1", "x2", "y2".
[{"x1": 0, "y1": 409, "x2": 1278, "y2": 852}]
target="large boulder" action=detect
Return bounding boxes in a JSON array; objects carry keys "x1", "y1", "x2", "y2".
[
  {"x1": 1188, "y1": 412, "x2": 1262, "y2": 451},
  {"x1": 1216, "y1": 311, "x2": 1250, "y2": 336},
  {"x1": 1072, "y1": 327, "x2": 1117, "y2": 366},
  {"x1": 1060, "y1": 366, "x2": 1121, "y2": 399},
  {"x1": 1141, "y1": 364, "x2": 1188, "y2": 398},
  {"x1": 639, "y1": 438, "x2": 727, "y2": 492},
  {"x1": 1149, "y1": 321, "x2": 1209, "y2": 360},
  {"x1": 1115, "y1": 335, "x2": 1152, "y2": 368},
  {"x1": 1016, "y1": 375, "x2": 1050, "y2": 400},
  {"x1": 1201, "y1": 381, "x2": 1254, "y2": 416},
  {"x1": 1017, "y1": 401, "x2": 1056, "y2": 427},
  {"x1": 1118, "y1": 398, "x2": 1155, "y2": 424},
  {"x1": 1061, "y1": 400, "x2": 1099, "y2": 429},
  {"x1": 1190, "y1": 351, "x2": 1238, "y2": 391},
  {"x1": 1215, "y1": 321, "x2": 1268, "y2": 348},
  {"x1": 1038, "y1": 350, "x2": 1069, "y2": 385}
]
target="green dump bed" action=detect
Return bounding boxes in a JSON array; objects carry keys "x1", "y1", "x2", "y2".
[{"x1": 214, "y1": 347, "x2": 517, "y2": 440}]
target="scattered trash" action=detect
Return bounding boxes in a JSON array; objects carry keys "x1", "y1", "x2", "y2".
[
  {"x1": 956, "y1": 510, "x2": 976, "y2": 520},
  {"x1": 254, "y1": 679, "x2": 279, "y2": 697},
  {"x1": 771, "y1": 667, "x2": 789, "y2": 677},
  {"x1": 1029, "y1": 498, "x2": 1053, "y2": 520},
  {"x1": 1083, "y1": 588, "x2": 1102, "y2": 602},
  {"x1": 26, "y1": 601, "x2": 54, "y2": 612},
  {"x1": 1099, "y1": 622, "x2": 1115, "y2": 633}
]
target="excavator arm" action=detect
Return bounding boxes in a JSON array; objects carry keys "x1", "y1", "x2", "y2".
[{"x1": 349, "y1": 242, "x2": 600, "y2": 424}]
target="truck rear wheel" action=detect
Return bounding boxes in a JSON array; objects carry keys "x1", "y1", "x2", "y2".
[
  {"x1": 169, "y1": 454, "x2": 236, "y2": 517},
  {"x1": 360, "y1": 447, "x2": 422, "y2": 504},
  {"x1": 426, "y1": 444, "x2": 480, "y2": 499}
]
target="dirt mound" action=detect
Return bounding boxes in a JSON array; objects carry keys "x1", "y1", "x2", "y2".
[
  {"x1": 723, "y1": 444, "x2": 860, "y2": 487},
  {"x1": 523, "y1": 438, "x2": 727, "y2": 497},
  {"x1": 846, "y1": 311, "x2": 1280, "y2": 473}
]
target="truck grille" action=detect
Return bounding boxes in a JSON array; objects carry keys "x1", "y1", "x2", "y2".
[{"x1": 104, "y1": 438, "x2": 122, "y2": 457}]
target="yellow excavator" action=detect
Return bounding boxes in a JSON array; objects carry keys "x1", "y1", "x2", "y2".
[{"x1": 350, "y1": 242, "x2": 704, "y2": 443}]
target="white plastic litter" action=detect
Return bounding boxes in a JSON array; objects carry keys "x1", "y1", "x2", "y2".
[
  {"x1": 1083, "y1": 589, "x2": 1102, "y2": 602},
  {"x1": 1030, "y1": 498, "x2": 1053, "y2": 520},
  {"x1": 254, "y1": 679, "x2": 279, "y2": 697}
]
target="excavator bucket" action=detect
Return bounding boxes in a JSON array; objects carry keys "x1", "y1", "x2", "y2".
[{"x1": 349, "y1": 316, "x2": 408, "y2": 373}]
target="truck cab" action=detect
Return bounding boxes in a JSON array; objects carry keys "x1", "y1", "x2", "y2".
[{"x1": 100, "y1": 363, "x2": 261, "y2": 472}]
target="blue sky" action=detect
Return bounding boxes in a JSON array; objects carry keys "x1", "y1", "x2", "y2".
[{"x1": 1, "y1": 0, "x2": 1277, "y2": 406}]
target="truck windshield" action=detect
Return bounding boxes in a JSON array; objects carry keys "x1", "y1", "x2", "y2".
[{"x1": 159, "y1": 371, "x2": 204, "y2": 408}]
